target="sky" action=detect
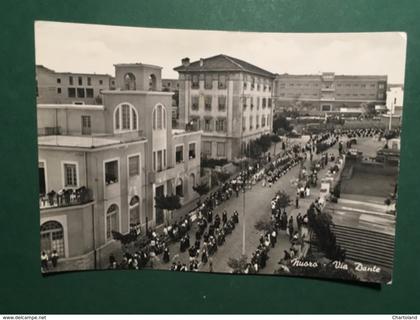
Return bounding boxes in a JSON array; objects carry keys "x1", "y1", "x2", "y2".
[{"x1": 35, "y1": 21, "x2": 407, "y2": 83}]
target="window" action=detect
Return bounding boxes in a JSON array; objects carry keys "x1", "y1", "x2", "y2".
[
  {"x1": 378, "y1": 93, "x2": 384, "y2": 99},
  {"x1": 114, "y1": 103, "x2": 138, "y2": 132},
  {"x1": 106, "y1": 204, "x2": 119, "y2": 240},
  {"x1": 77, "y1": 88, "x2": 85, "y2": 98},
  {"x1": 378, "y1": 83, "x2": 385, "y2": 89},
  {"x1": 99, "y1": 79, "x2": 103, "y2": 85},
  {"x1": 129, "y1": 196, "x2": 140, "y2": 228},
  {"x1": 78, "y1": 76, "x2": 82, "y2": 86},
  {"x1": 192, "y1": 75, "x2": 199, "y2": 89},
  {"x1": 242, "y1": 116, "x2": 246, "y2": 132},
  {"x1": 68, "y1": 88, "x2": 76, "y2": 98},
  {"x1": 268, "y1": 98, "x2": 272, "y2": 108},
  {"x1": 321, "y1": 104, "x2": 332, "y2": 112},
  {"x1": 257, "y1": 97, "x2": 260, "y2": 110},
  {"x1": 256, "y1": 115, "x2": 260, "y2": 128},
  {"x1": 57, "y1": 78, "x2": 61, "y2": 84},
  {"x1": 215, "y1": 118, "x2": 226, "y2": 132},
  {"x1": 191, "y1": 96, "x2": 199, "y2": 111},
  {"x1": 86, "y1": 88, "x2": 94, "y2": 98},
  {"x1": 124, "y1": 73, "x2": 136, "y2": 90},
  {"x1": 204, "y1": 74, "x2": 212, "y2": 89},
  {"x1": 157, "y1": 150, "x2": 163, "y2": 172},
  {"x1": 217, "y1": 142, "x2": 226, "y2": 157},
  {"x1": 176, "y1": 145, "x2": 184, "y2": 163},
  {"x1": 204, "y1": 118, "x2": 212, "y2": 132},
  {"x1": 218, "y1": 96, "x2": 226, "y2": 111},
  {"x1": 105, "y1": 160, "x2": 119, "y2": 185},
  {"x1": 128, "y1": 155, "x2": 140, "y2": 177},
  {"x1": 40, "y1": 221, "x2": 64, "y2": 257},
  {"x1": 243, "y1": 97, "x2": 247, "y2": 110},
  {"x1": 153, "y1": 104, "x2": 166, "y2": 130},
  {"x1": 121, "y1": 104, "x2": 130, "y2": 130},
  {"x1": 63, "y1": 163, "x2": 78, "y2": 187},
  {"x1": 361, "y1": 84, "x2": 366, "y2": 88},
  {"x1": 261, "y1": 115, "x2": 266, "y2": 127},
  {"x1": 218, "y1": 74, "x2": 226, "y2": 89},
  {"x1": 262, "y1": 98, "x2": 266, "y2": 108},
  {"x1": 249, "y1": 115, "x2": 253, "y2": 130},
  {"x1": 251, "y1": 77, "x2": 255, "y2": 90},
  {"x1": 189, "y1": 143, "x2": 196, "y2": 159},
  {"x1": 204, "y1": 96, "x2": 212, "y2": 111},
  {"x1": 81, "y1": 115, "x2": 91, "y2": 135},
  {"x1": 203, "y1": 141, "x2": 212, "y2": 156},
  {"x1": 87, "y1": 77, "x2": 91, "y2": 86},
  {"x1": 57, "y1": 88, "x2": 61, "y2": 94},
  {"x1": 69, "y1": 76, "x2": 73, "y2": 85},
  {"x1": 149, "y1": 74, "x2": 157, "y2": 91},
  {"x1": 176, "y1": 179, "x2": 183, "y2": 197},
  {"x1": 243, "y1": 81, "x2": 247, "y2": 89}
]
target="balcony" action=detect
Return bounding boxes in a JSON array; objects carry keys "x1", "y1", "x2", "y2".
[
  {"x1": 38, "y1": 126, "x2": 62, "y2": 136},
  {"x1": 40, "y1": 186, "x2": 93, "y2": 210},
  {"x1": 321, "y1": 86, "x2": 335, "y2": 92}
]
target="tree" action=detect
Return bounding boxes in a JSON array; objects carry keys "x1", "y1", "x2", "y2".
[
  {"x1": 227, "y1": 255, "x2": 248, "y2": 274},
  {"x1": 275, "y1": 190, "x2": 291, "y2": 212},
  {"x1": 307, "y1": 205, "x2": 346, "y2": 261},
  {"x1": 365, "y1": 102, "x2": 377, "y2": 118},
  {"x1": 193, "y1": 182, "x2": 210, "y2": 198},
  {"x1": 154, "y1": 194, "x2": 181, "y2": 224},
  {"x1": 273, "y1": 115, "x2": 293, "y2": 134},
  {"x1": 254, "y1": 218, "x2": 273, "y2": 232}
]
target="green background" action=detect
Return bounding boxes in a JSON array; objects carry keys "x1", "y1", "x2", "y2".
[{"x1": 1, "y1": 0, "x2": 419, "y2": 314}]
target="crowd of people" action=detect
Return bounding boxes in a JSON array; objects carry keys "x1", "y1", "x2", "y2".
[{"x1": 105, "y1": 128, "x2": 384, "y2": 273}]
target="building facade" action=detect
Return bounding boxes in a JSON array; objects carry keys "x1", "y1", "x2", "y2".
[
  {"x1": 273, "y1": 72, "x2": 387, "y2": 115},
  {"x1": 386, "y1": 85, "x2": 404, "y2": 115},
  {"x1": 174, "y1": 54, "x2": 275, "y2": 160},
  {"x1": 36, "y1": 65, "x2": 116, "y2": 105},
  {"x1": 38, "y1": 63, "x2": 201, "y2": 271},
  {"x1": 162, "y1": 79, "x2": 180, "y2": 121}
]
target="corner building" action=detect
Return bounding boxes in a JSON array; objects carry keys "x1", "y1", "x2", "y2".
[
  {"x1": 38, "y1": 63, "x2": 201, "y2": 270},
  {"x1": 175, "y1": 54, "x2": 275, "y2": 160}
]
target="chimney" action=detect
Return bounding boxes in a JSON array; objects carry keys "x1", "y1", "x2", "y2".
[
  {"x1": 199, "y1": 58, "x2": 204, "y2": 67},
  {"x1": 182, "y1": 57, "x2": 190, "y2": 67}
]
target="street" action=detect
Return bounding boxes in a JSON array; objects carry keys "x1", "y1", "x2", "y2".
[{"x1": 152, "y1": 137, "x2": 341, "y2": 274}]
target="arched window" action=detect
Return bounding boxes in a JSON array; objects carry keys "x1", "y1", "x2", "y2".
[
  {"x1": 149, "y1": 74, "x2": 157, "y2": 91},
  {"x1": 40, "y1": 221, "x2": 64, "y2": 257},
  {"x1": 152, "y1": 104, "x2": 166, "y2": 130},
  {"x1": 124, "y1": 73, "x2": 136, "y2": 90},
  {"x1": 114, "y1": 103, "x2": 138, "y2": 133},
  {"x1": 129, "y1": 196, "x2": 141, "y2": 229},
  {"x1": 175, "y1": 178, "x2": 183, "y2": 197},
  {"x1": 106, "y1": 204, "x2": 119, "y2": 240}
]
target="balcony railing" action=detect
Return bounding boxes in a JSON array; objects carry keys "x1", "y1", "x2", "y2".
[
  {"x1": 40, "y1": 186, "x2": 93, "y2": 210},
  {"x1": 38, "y1": 126, "x2": 62, "y2": 136}
]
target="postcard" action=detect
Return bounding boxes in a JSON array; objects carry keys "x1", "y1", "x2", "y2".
[{"x1": 36, "y1": 21, "x2": 406, "y2": 283}]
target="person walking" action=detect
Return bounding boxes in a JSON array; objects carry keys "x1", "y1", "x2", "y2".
[{"x1": 288, "y1": 216, "x2": 294, "y2": 241}]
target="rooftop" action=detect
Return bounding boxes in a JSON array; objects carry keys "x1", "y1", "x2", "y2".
[
  {"x1": 326, "y1": 197, "x2": 396, "y2": 236},
  {"x1": 36, "y1": 65, "x2": 113, "y2": 78},
  {"x1": 37, "y1": 104, "x2": 104, "y2": 111},
  {"x1": 38, "y1": 134, "x2": 146, "y2": 149},
  {"x1": 174, "y1": 54, "x2": 275, "y2": 78}
]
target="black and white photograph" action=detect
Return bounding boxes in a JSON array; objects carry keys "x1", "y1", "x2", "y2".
[{"x1": 35, "y1": 21, "x2": 406, "y2": 284}]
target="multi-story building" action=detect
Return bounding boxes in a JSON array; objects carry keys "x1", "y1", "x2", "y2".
[
  {"x1": 273, "y1": 72, "x2": 387, "y2": 115},
  {"x1": 174, "y1": 54, "x2": 275, "y2": 160},
  {"x1": 162, "y1": 79, "x2": 180, "y2": 121},
  {"x1": 36, "y1": 65, "x2": 116, "y2": 105},
  {"x1": 38, "y1": 63, "x2": 201, "y2": 271},
  {"x1": 386, "y1": 84, "x2": 404, "y2": 115}
]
